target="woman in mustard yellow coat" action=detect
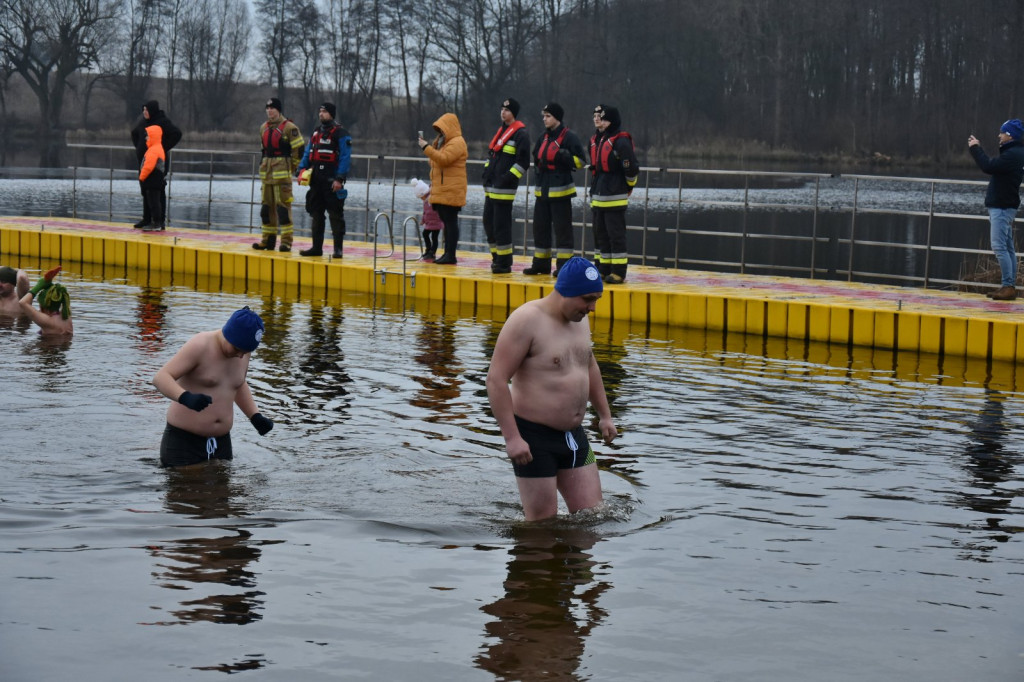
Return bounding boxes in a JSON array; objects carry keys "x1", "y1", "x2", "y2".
[{"x1": 418, "y1": 113, "x2": 467, "y2": 265}]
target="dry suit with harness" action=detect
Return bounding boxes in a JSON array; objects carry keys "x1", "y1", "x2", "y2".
[{"x1": 297, "y1": 120, "x2": 353, "y2": 257}]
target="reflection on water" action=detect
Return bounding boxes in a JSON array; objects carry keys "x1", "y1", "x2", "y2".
[
  {"x1": 958, "y1": 390, "x2": 1017, "y2": 558},
  {"x1": 146, "y1": 463, "x2": 269, "y2": 633},
  {"x1": 475, "y1": 525, "x2": 610, "y2": 681},
  {"x1": 22, "y1": 334, "x2": 72, "y2": 392},
  {"x1": 0, "y1": 263, "x2": 1021, "y2": 680},
  {"x1": 132, "y1": 286, "x2": 168, "y2": 355},
  {"x1": 411, "y1": 315, "x2": 464, "y2": 424}
]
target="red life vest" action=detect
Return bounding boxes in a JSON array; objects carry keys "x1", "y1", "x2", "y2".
[
  {"x1": 262, "y1": 119, "x2": 293, "y2": 157},
  {"x1": 488, "y1": 120, "x2": 526, "y2": 153},
  {"x1": 590, "y1": 131, "x2": 632, "y2": 173},
  {"x1": 309, "y1": 124, "x2": 341, "y2": 163},
  {"x1": 535, "y1": 127, "x2": 569, "y2": 171}
]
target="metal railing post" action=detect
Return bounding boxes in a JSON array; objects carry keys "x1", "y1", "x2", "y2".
[
  {"x1": 924, "y1": 181, "x2": 936, "y2": 288},
  {"x1": 250, "y1": 154, "x2": 258, "y2": 231},
  {"x1": 848, "y1": 176, "x2": 859, "y2": 282},
  {"x1": 740, "y1": 175, "x2": 750, "y2": 274},
  {"x1": 207, "y1": 152, "x2": 215, "y2": 228},
  {"x1": 641, "y1": 169, "x2": 652, "y2": 265},
  {"x1": 522, "y1": 167, "x2": 532, "y2": 256},
  {"x1": 810, "y1": 177, "x2": 821, "y2": 279},
  {"x1": 72, "y1": 166, "x2": 78, "y2": 219},
  {"x1": 674, "y1": 172, "x2": 683, "y2": 268}
]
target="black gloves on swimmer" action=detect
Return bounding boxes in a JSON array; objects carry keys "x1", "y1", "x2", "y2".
[
  {"x1": 178, "y1": 390, "x2": 212, "y2": 412},
  {"x1": 177, "y1": 392, "x2": 273, "y2": 435},
  {"x1": 250, "y1": 413, "x2": 274, "y2": 435}
]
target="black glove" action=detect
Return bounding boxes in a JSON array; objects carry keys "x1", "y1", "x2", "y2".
[
  {"x1": 178, "y1": 390, "x2": 212, "y2": 412},
  {"x1": 250, "y1": 412, "x2": 274, "y2": 435}
]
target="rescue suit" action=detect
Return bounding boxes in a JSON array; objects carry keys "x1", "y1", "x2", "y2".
[
  {"x1": 589, "y1": 108, "x2": 638, "y2": 283},
  {"x1": 482, "y1": 118, "x2": 530, "y2": 273},
  {"x1": 527, "y1": 123, "x2": 586, "y2": 275},
  {"x1": 255, "y1": 113, "x2": 305, "y2": 251}
]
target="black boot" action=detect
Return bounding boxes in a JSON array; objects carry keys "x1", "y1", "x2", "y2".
[
  {"x1": 253, "y1": 234, "x2": 277, "y2": 250},
  {"x1": 552, "y1": 257, "x2": 570, "y2": 277},
  {"x1": 300, "y1": 216, "x2": 325, "y2": 256},
  {"x1": 604, "y1": 263, "x2": 627, "y2": 284},
  {"x1": 523, "y1": 257, "x2": 551, "y2": 275},
  {"x1": 435, "y1": 224, "x2": 459, "y2": 264},
  {"x1": 330, "y1": 217, "x2": 345, "y2": 258},
  {"x1": 491, "y1": 253, "x2": 513, "y2": 274}
]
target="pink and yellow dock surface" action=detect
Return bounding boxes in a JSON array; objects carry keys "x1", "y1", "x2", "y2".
[{"x1": 3, "y1": 215, "x2": 1023, "y2": 363}]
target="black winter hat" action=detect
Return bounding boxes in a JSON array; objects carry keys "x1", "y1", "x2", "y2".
[
  {"x1": 144, "y1": 100, "x2": 160, "y2": 116},
  {"x1": 266, "y1": 97, "x2": 283, "y2": 112},
  {"x1": 594, "y1": 104, "x2": 621, "y2": 129},
  {"x1": 320, "y1": 102, "x2": 337, "y2": 118},
  {"x1": 502, "y1": 98, "x2": 520, "y2": 118},
  {"x1": 542, "y1": 102, "x2": 564, "y2": 122}
]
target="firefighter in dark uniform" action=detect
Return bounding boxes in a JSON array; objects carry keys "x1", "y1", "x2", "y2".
[
  {"x1": 525, "y1": 102, "x2": 586, "y2": 277},
  {"x1": 589, "y1": 104, "x2": 638, "y2": 284},
  {"x1": 297, "y1": 102, "x2": 353, "y2": 258},
  {"x1": 254, "y1": 98, "x2": 305, "y2": 252},
  {"x1": 482, "y1": 98, "x2": 531, "y2": 274}
]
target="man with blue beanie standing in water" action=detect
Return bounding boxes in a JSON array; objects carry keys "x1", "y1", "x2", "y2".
[
  {"x1": 486, "y1": 256, "x2": 618, "y2": 520},
  {"x1": 968, "y1": 118, "x2": 1024, "y2": 300},
  {"x1": 152, "y1": 306, "x2": 274, "y2": 467}
]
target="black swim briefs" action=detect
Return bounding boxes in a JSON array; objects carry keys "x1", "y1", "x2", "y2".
[
  {"x1": 159, "y1": 423, "x2": 233, "y2": 468},
  {"x1": 511, "y1": 415, "x2": 595, "y2": 478}
]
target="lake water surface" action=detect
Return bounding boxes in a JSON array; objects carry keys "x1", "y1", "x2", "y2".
[{"x1": 1, "y1": 263, "x2": 1022, "y2": 681}]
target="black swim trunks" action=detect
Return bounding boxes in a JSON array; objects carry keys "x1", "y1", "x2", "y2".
[
  {"x1": 511, "y1": 415, "x2": 595, "y2": 478},
  {"x1": 159, "y1": 423, "x2": 233, "y2": 468}
]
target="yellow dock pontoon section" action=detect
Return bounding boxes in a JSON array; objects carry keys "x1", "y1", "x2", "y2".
[{"x1": 4, "y1": 216, "x2": 1024, "y2": 363}]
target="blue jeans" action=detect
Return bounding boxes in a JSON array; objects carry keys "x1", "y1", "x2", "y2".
[{"x1": 989, "y1": 207, "x2": 1019, "y2": 287}]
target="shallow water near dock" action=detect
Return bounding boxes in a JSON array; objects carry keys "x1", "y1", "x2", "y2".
[{"x1": 1, "y1": 263, "x2": 1022, "y2": 680}]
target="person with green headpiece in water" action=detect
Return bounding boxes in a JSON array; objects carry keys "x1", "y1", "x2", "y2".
[
  {"x1": 19, "y1": 266, "x2": 73, "y2": 336},
  {"x1": 486, "y1": 256, "x2": 618, "y2": 521},
  {"x1": 0, "y1": 265, "x2": 30, "y2": 315},
  {"x1": 152, "y1": 306, "x2": 274, "y2": 468}
]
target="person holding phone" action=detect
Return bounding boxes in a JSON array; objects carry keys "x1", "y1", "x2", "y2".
[
  {"x1": 418, "y1": 114, "x2": 468, "y2": 265},
  {"x1": 968, "y1": 119, "x2": 1024, "y2": 300}
]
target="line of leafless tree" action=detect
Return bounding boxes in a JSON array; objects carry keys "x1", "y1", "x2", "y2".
[{"x1": 1, "y1": 0, "x2": 1021, "y2": 167}]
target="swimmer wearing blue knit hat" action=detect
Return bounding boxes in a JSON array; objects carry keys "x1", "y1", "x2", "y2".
[
  {"x1": 152, "y1": 306, "x2": 275, "y2": 467},
  {"x1": 486, "y1": 255, "x2": 618, "y2": 521}
]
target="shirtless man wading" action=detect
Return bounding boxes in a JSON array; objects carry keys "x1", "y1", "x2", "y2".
[
  {"x1": 152, "y1": 306, "x2": 274, "y2": 467},
  {"x1": 486, "y1": 256, "x2": 618, "y2": 520}
]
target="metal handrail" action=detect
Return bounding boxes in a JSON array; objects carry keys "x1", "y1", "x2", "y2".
[{"x1": 0, "y1": 144, "x2": 1001, "y2": 291}]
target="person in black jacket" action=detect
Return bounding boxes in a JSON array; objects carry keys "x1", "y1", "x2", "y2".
[
  {"x1": 968, "y1": 118, "x2": 1024, "y2": 300},
  {"x1": 130, "y1": 100, "x2": 182, "y2": 229},
  {"x1": 525, "y1": 103, "x2": 587, "y2": 277}
]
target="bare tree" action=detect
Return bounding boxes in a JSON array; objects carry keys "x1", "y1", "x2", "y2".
[
  {"x1": 429, "y1": 0, "x2": 546, "y2": 136},
  {"x1": 0, "y1": 0, "x2": 117, "y2": 165},
  {"x1": 177, "y1": 0, "x2": 251, "y2": 130},
  {"x1": 98, "y1": 0, "x2": 168, "y2": 122},
  {"x1": 256, "y1": 0, "x2": 310, "y2": 100},
  {"x1": 382, "y1": 0, "x2": 433, "y2": 134}
]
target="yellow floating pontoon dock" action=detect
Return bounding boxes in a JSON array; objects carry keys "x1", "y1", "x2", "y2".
[{"x1": 3, "y1": 216, "x2": 1024, "y2": 363}]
